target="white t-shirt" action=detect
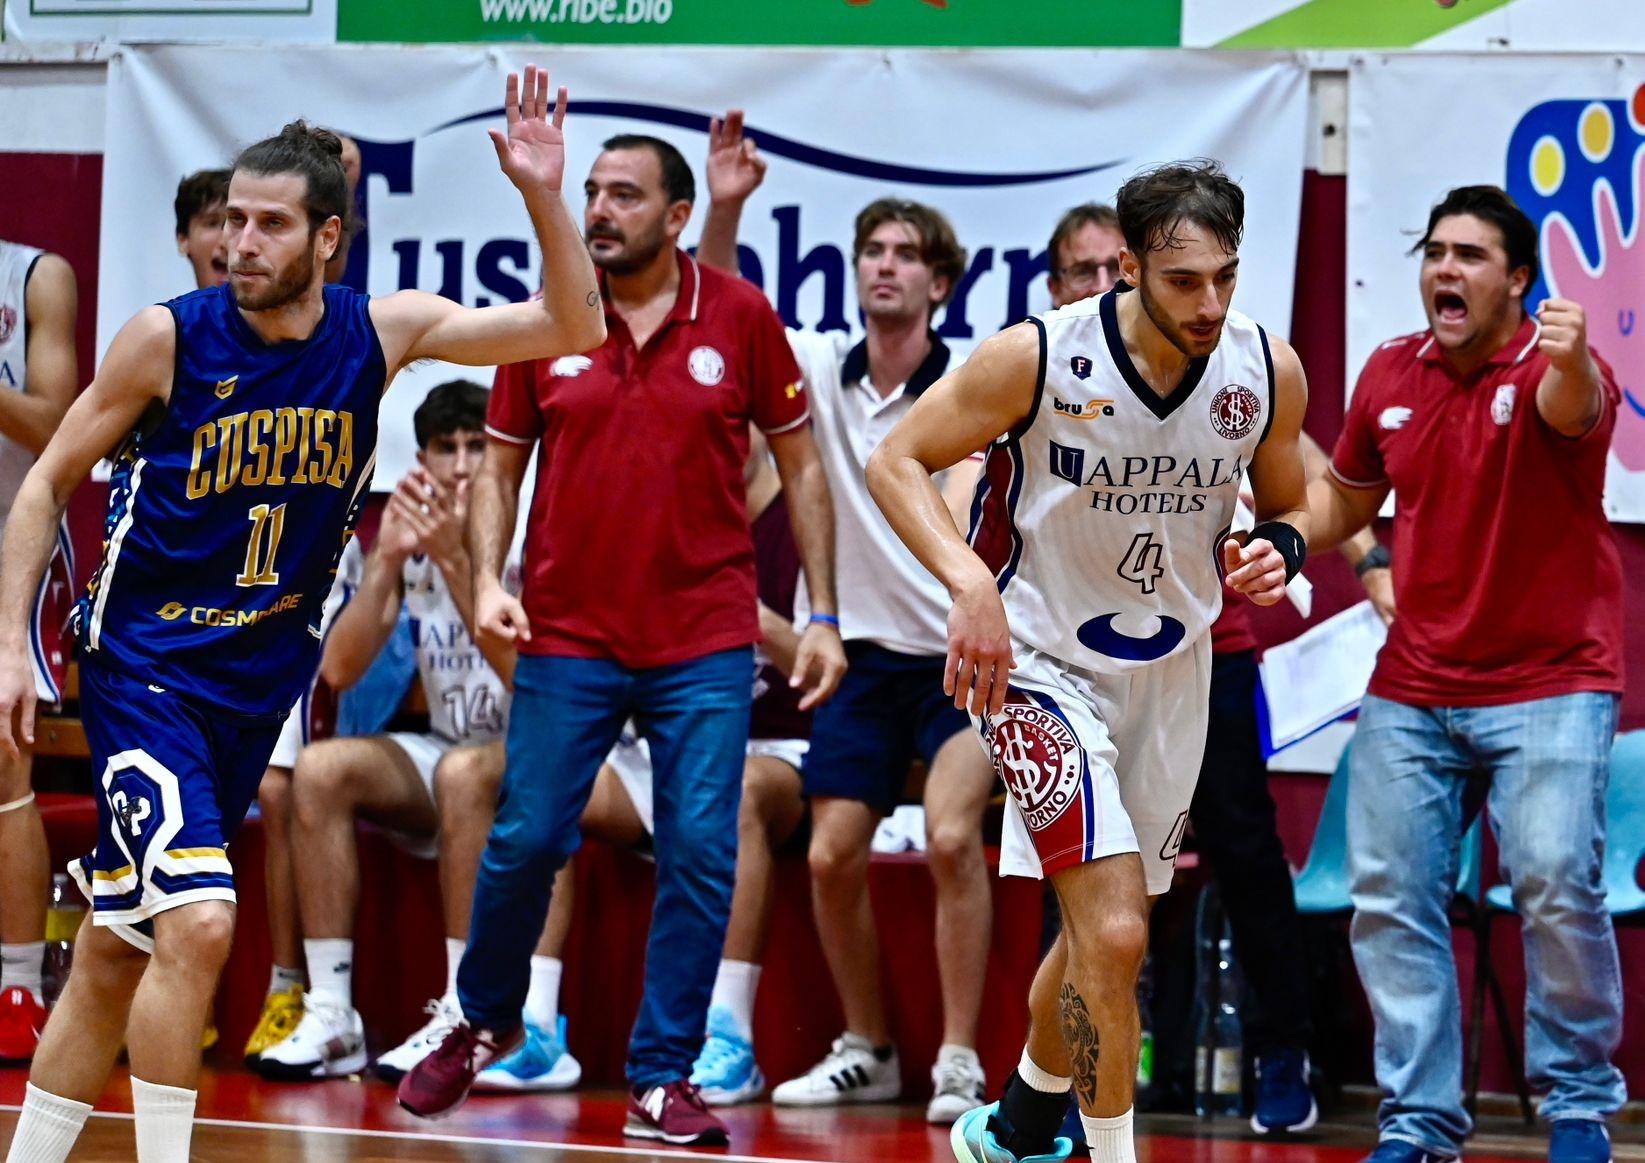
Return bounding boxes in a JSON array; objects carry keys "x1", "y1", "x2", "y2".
[
  {"x1": 0, "y1": 240, "x2": 44, "y2": 524},
  {"x1": 787, "y1": 328, "x2": 963, "y2": 657}
]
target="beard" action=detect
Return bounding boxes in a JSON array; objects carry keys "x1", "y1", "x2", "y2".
[
  {"x1": 1137, "y1": 279, "x2": 1222, "y2": 359},
  {"x1": 230, "y1": 246, "x2": 316, "y2": 313},
  {"x1": 587, "y1": 218, "x2": 669, "y2": 276}
]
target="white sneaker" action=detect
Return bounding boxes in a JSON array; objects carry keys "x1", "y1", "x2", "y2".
[
  {"x1": 256, "y1": 996, "x2": 367, "y2": 1080},
  {"x1": 771, "y1": 1033, "x2": 901, "y2": 1106},
  {"x1": 374, "y1": 996, "x2": 461, "y2": 1084},
  {"x1": 926, "y1": 1046, "x2": 987, "y2": 1125}
]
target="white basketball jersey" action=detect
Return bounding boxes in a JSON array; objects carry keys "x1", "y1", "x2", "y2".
[
  {"x1": 0, "y1": 241, "x2": 45, "y2": 521},
  {"x1": 969, "y1": 286, "x2": 1274, "y2": 674},
  {"x1": 402, "y1": 541, "x2": 520, "y2": 745}
]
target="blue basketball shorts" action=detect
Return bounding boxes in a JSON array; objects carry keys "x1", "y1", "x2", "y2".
[{"x1": 68, "y1": 660, "x2": 285, "y2": 952}]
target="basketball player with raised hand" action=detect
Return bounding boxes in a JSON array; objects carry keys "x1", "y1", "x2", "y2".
[
  {"x1": 867, "y1": 161, "x2": 1309, "y2": 1163},
  {"x1": 0, "y1": 65, "x2": 602, "y2": 1163}
]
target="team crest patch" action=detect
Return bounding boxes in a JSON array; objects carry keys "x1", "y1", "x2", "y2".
[
  {"x1": 688, "y1": 345, "x2": 726, "y2": 387},
  {"x1": 1492, "y1": 384, "x2": 1516, "y2": 426},
  {"x1": 989, "y1": 703, "x2": 1082, "y2": 830},
  {"x1": 1070, "y1": 355, "x2": 1093, "y2": 380},
  {"x1": 0, "y1": 305, "x2": 15, "y2": 345},
  {"x1": 1210, "y1": 383, "x2": 1261, "y2": 440}
]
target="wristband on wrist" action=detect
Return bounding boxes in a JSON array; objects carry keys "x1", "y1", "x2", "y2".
[
  {"x1": 1354, "y1": 544, "x2": 1391, "y2": 578},
  {"x1": 1249, "y1": 520, "x2": 1307, "y2": 583},
  {"x1": 808, "y1": 613, "x2": 840, "y2": 629}
]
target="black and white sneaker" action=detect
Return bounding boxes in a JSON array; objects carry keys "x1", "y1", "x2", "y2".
[{"x1": 771, "y1": 1033, "x2": 901, "y2": 1106}]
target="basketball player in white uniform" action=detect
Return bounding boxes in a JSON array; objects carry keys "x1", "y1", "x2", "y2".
[
  {"x1": 867, "y1": 163, "x2": 1310, "y2": 1163},
  {"x1": 0, "y1": 239, "x2": 77, "y2": 1063}
]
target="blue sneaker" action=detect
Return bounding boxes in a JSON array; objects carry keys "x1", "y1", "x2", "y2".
[
  {"x1": 472, "y1": 1015, "x2": 582, "y2": 1092},
  {"x1": 1358, "y1": 1140, "x2": 1457, "y2": 1163},
  {"x1": 689, "y1": 1006, "x2": 765, "y2": 1106},
  {"x1": 1550, "y1": 1119, "x2": 1611, "y2": 1163},
  {"x1": 951, "y1": 1102, "x2": 1073, "y2": 1163},
  {"x1": 1251, "y1": 1047, "x2": 1318, "y2": 1134}
]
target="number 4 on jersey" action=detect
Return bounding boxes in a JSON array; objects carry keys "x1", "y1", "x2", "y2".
[{"x1": 1117, "y1": 532, "x2": 1165, "y2": 595}]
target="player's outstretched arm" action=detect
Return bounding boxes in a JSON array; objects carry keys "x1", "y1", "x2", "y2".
[
  {"x1": 1227, "y1": 335, "x2": 1311, "y2": 607},
  {"x1": 0, "y1": 306, "x2": 173, "y2": 755},
  {"x1": 866, "y1": 322, "x2": 1037, "y2": 717},
  {"x1": 0, "y1": 253, "x2": 77, "y2": 456},
  {"x1": 373, "y1": 66, "x2": 605, "y2": 375}
]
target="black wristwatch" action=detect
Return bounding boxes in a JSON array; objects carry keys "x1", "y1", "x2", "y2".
[{"x1": 1355, "y1": 544, "x2": 1391, "y2": 578}]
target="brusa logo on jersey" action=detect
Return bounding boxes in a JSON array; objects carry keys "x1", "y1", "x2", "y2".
[
  {"x1": 0, "y1": 305, "x2": 14, "y2": 345},
  {"x1": 989, "y1": 704, "x2": 1082, "y2": 830},
  {"x1": 1210, "y1": 383, "x2": 1261, "y2": 440},
  {"x1": 1492, "y1": 384, "x2": 1517, "y2": 426},
  {"x1": 1053, "y1": 397, "x2": 1115, "y2": 421},
  {"x1": 1069, "y1": 355, "x2": 1093, "y2": 380}
]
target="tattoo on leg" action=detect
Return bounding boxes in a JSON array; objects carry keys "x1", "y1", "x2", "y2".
[{"x1": 1058, "y1": 982, "x2": 1100, "y2": 1109}]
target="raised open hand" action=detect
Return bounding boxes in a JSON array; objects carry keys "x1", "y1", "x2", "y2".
[
  {"x1": 707, "y1": 109, "x2": 768, "y2": 206},
  {"x1": 489, "y1": 63, "x2": 569, "y2": 195}
]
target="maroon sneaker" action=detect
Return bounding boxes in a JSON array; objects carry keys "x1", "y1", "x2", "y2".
[
  {"x1": 625, "y1": 1079, "x2": 730, "y2": 1146},
  {"x1": 397, "y1": 1021, "x2": 522, "y2": 1119}
]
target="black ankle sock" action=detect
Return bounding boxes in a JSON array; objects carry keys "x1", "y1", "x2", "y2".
[{"x1": 995, "y1": 1070, "x2": 1069, "y2": 1157}]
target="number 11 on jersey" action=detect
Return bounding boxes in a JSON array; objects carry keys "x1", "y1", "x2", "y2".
[{"x1": 238, "y1": 503, "x2": 288, "y2": 587}]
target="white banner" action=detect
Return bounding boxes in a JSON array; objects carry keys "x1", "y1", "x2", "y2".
[
  {"x1": 102, "y1": 44, "x2": 1308, "y2": 486},
  {"x1": 6, "y1": 0, "x2": 335, "y2": 43},
  {"x1": 1349, "y1": 55, "x2": 1645, "y2": 521}
]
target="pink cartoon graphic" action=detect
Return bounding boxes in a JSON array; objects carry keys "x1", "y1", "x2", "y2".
[{"x1": 1544, "y1": 143, "x2": 1645, "y2": 468}]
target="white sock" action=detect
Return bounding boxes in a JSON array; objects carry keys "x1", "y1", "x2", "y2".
[
  {"x1": 4, "y1": 1082, "x2": 91, "y2": 1163},
  {"x1": 708, "y1": 959, "x2": 760, "y2": 1041},
  {"x1": 302, "y1": 938, "x2": 353, "y2": 1010},
  {"x1": 444, "y1": 938, "x2": 466, "y2": 1002},
  {"x1": 131, "y1": 1076, "x2": 196, "y2": 1163},
  {"x1": 1082, "y1": 1108, "x2": 1136, "y2": 1163},
  {"x1": 0, "y1": 942, "x2": 44, "y2": 1001},
  {"x1": 523, "y1": 956, "x2": 562, "y2": 1031},
  {"x1": 267, "y1": 964, "x2": 303, "y2": 997},
  {"x1": 1018, "y1": 1048, "x2": 1072, "y2": 1094}
]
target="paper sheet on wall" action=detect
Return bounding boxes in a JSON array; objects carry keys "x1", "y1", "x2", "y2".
[{"x1": 1258, "y1": 600, "x2": 1387, "y2": 754}]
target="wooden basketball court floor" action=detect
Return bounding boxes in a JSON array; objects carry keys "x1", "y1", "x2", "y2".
[{"x1": 4, "y1": 1067, "x2": 1641, "y2": 1162}]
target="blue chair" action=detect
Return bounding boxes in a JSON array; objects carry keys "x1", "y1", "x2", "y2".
[{"x1": 1483, "y1": 729, "x2": 1645, "y2": 916}]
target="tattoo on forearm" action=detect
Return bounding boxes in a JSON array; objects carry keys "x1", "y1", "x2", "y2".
[{"x1": 1059, "y1": 982, "x2": 1100, "y2": 1109}]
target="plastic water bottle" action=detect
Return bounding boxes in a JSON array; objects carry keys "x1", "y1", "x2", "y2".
[
  {"x1": 1193, "y1": 886, "x2": 1246, "y2": 1116},
  {"x1": 1193, "y1": 886, "x2": 1219, "y2": 1116},
  {"x1": 1209, "y1": 924, "x2": 1246, "y2": 1117},
  {"x1": 42, "y1": 873, "x2": 84, "y2": 1008}
]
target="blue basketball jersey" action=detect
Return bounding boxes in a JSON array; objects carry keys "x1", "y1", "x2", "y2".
[{"x1": 75, "y1": 283, "x2": 383, "y2": 716}]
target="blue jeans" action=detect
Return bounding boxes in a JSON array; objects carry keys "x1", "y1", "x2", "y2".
[
  {"x1": 456, "y1": 647, "x2": 752, "y2": 1087},
  {"x1": 1347, "y1": 692, "x2": 1625, "y2": 1153}
]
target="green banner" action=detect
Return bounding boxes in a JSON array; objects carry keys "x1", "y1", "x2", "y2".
[
  {"x1": 1213, "y1": 0, "x2": 1511, "y2": 48},
  {"x1": 338, "y1": 0, "x2": 1179, "y2": 47}
]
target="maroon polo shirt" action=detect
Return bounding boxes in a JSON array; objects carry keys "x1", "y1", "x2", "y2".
[
  {"x1": 1330, "y1": 315, "x2": 1623, "y2": 706},
  {"x1": 487, "y1": 250, "x2": 808, "y2": 668}
]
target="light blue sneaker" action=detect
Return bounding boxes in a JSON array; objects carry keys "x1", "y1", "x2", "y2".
[
  {"x1": 689, "y1": 1006, "x2": 766, "y2": 1106},
  {"x1": 951, "y1": 1102, "x2": 1073, "y2": 1163},
  {"x1": 472, "y1": 1015, "x2": 582, "y2": 1092}
]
